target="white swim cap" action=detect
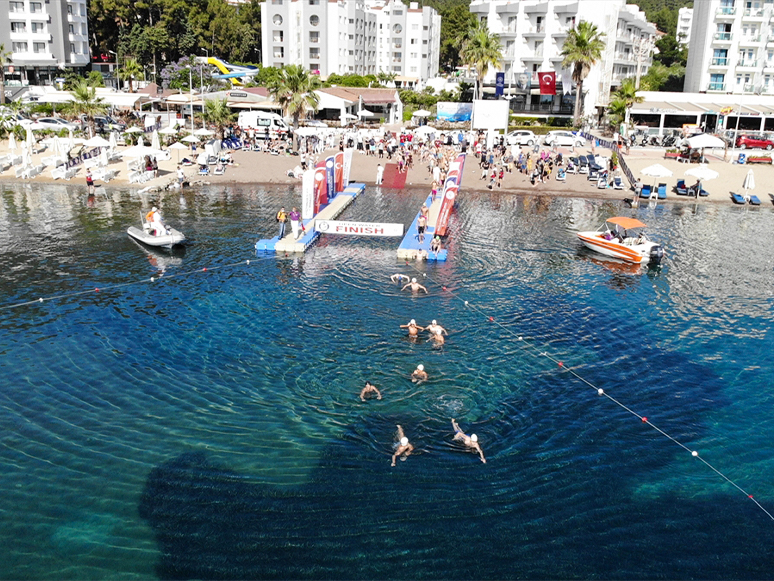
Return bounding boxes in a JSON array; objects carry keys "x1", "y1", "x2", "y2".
[
  {"x1": 471, "y1": 434, "x2": 478, "y2": 442},
  {"x1": 400, "y1": 437, "x2": 409, "y2": 446},
  {"x1": 432, "y1": 320, "x2": 437, "y2": 325},
  {"x1": 412, "y1": 278, "x2": 417, "y2": 283},
  {"x1": 417, "y1": 364, "x2": 424, "y2": 371},
  {"x1": 410, "y1": 319, "x2": 416, "y2": 324},
  {"x1": 151, "y1": 206, "x2": 157, "y2": 212}
]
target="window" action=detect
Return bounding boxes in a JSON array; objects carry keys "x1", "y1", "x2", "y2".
[
  {"x1": 69, "y1": 24, "x2": 74, "y2": 33},
  {"x1": 422, "y1": 40, "x2": 428, "y2": 44},
  {"x1": 33, "y1": 42, "x2": 46, "y2": 53},
  {"x1": 31, "y1": 22, "x2": 45, "y2": 33},
  {"x1": 273, "y1": 31, "x2": 283, "y2": 42},
  {"x1": 80, "y1": 4, "x2": 85, "y2": 15},
  {"x1": 273, "y1": 62, "x2": 283, "y2": 68},
  {"x1": 82, "y1": 23, "x2": 87, "y2": 34},
  {"x1": 410, "y1": 38, "x2": 417, "y2": 44},
  {"x1": 310, "y1": 63, "x2": 319, "y2": 71},
  {"x1": 309, "y1": 31, "x2": 319, "y2": 43},
  {"x1": 349, "y1": 18, "x2": 354, "y2": 24},
  {"x1": 423, "y1": 25, "x2": 428, "y2": 30},
  {"x1": 30, "y1": 2, "x2": 42, "y2": 12},
  {"x1": 274, "y1": 47, "x2": 284, "y2": 58},
  {"x1": 309, "y1": 0, "x2": 320, "y2": 4},
  {"x1": 394, "y1": 10, "x2": 402, "y2": 15},
  {"x1": 12, "y1": 42, "x2": 27, "y2": 53},
  {"x1": 67, "y1": 4, "x2": 73, "y2": 14},
  {"x1": 310, "y1": 48, "x2": 320, "y2": 59},
  {"x1": 393, "y1": 24, "x2": 402, "y2": 34},
  {"x1": 410, "y1": 52, "x2": 417, "y2": 58},
  {"x1": 11, "y1": 22, "x2": 26, "y2": 33},
  {"x1": 70, "y1": 43, "x2": 76, "y2": 53},
  {"x1": 272, "y1": 0, "x2": 283, "y2": 4},
  {"x1": 709, "y1": 73, "x2": 725, "y2": 90},
  {"x1": 422, "y1": 54, "x2": 427, "y2": 58},
  {"x1": 349, "y1": 34, "x2": 354, "y2": 40},
  {"x1": 310, "y1": 15, "x2": 319, "y2": 26},
  {"x1": 9, "y1": 2, "x2": 24, "y2": 12}
]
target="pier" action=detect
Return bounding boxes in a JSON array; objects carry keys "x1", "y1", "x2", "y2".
[{"x1": 396, "y1": 193, "x2": 448, "y2": 261}]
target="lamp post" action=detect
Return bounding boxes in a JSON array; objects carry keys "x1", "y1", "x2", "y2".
[{"x1": 189, "y1": 67, "x2": 194, "y2": 132}]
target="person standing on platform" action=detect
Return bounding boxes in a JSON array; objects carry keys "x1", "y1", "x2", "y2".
[
  {"x1": 376, "y1": 163, "x2": 384, "y2": 185},
  {"x1": 360, "y1": 381, "x2": 382, "y2": 402},
  {"x1": 289, "y1": 207, "x2": 301, "y2": 240},
  {"x1": 430, "y1": 236, "x2": 442, "y2": 257},
  {"x1": 276, "y1": 206, "x2": 288, "y2": 239},
  {"x1": 416, "y1": 215, "x2": 427, "y2": 243},
  {"x1": 391, "y1": 425, "x2": 414, "y2": 466},
  {"x1": 451, "y1": 419, "x2": 486, "y2": 463}
]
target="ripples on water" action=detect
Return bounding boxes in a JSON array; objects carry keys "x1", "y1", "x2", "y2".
[{"x1": 1, "y1": 182, "x2": 774, "y2": 579}]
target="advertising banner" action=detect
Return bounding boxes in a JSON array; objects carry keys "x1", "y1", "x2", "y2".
[
  {"x1": 334, "y1": 151, "x2": 344, "y2": 193},
  {"x1": 301, "y1": 169, "x2": 314, "y2": 220},
  {"x1": 342, "y1": 148, "x2": 354, "y2": 186},
  {"x1": 325, "y1": 156, "x2": 335, "y2": 200},
  {"x1": 435, "y1": 153, "x2": 466, "y2": 237},
  {"x1": 436, "y1": 102, "x2": 473, "y2": 122},
  {"x1": 495, "y1": 72, "x2": 505, "y2": 96},
  {"x1": 314, "y1": 167, "x2": 327, "y2": 214},
  {"x1": 315, "y1": 220, "x2": 404, "y2": 237}
]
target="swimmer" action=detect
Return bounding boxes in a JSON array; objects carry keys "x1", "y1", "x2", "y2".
[
  {"x1": 391, "y1": 274, "x2": 411, "y2": 284},
  {"x1": 430, "y1": 328, "x2": 445, "y2": 345},
  {"x1": 400, "y1": 319, "x2": 425, "y2": 337},
  {"x1": 391, "y1": 424, "x2": 414, "y2": 466},
  {"x1": 426, "y1": 320, "x2": 448, "y2": 336},
  {"x1": 401, "y1": 278, "x2": 428, "y2": 294},
  {"x1": 451, "y1": 419, "x2": 486, "y2": 463},
  {"x1": 360, "y1": 381, "x2": 382, "y2": 402},
  {"x1": 411, "y1": 364, "x2": 428, "y2": 383}
]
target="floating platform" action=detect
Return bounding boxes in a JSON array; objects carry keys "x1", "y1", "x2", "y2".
[
  {"x1": 255, "y1": 183, "x2": 365, "y2": 254},
  {"x1": 396, "y1": 193, "x2": 448, "y2": 262}
]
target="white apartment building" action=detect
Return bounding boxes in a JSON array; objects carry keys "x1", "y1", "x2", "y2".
[
  {"x1": 684, "y1": 0, "x2": 774, "y2": 95},
  {"x1": 469, "y1": 0, "x2": 656, "y2": 117},
  {"x1": 678, "y1": 7, "x2": 693, "y2": 45},
  {"x1": 260, "y1": 0, "x2": 440, "y2": 82},
  {"x1": 0, "y1": 0, "x2": 90, "y2": 93}
]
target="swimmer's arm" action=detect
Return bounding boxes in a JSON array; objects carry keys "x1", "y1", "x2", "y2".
[
  {"x1": 477, "y1": 445, "x2": 486, "y2": 463},
  {"x1": 391, "y1": 451, "x2": 399, "y2": 466},
  {"x1": 401, "y1": 283, "x2": 410, "y2": 291},
  {"x1": 375, "y1": 387, "x2": 382, "y2": 399}
]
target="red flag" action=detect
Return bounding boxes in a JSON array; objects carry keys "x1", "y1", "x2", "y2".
[
  {"x1": 314, "y1": 167, "x2": 327, "y2": 213},
  {"x1": 538, "y1": 72, "x2": 556, "y2": 95},
  {"x1": 334, "y1": 151, "x2": 344, "y2": 193}
]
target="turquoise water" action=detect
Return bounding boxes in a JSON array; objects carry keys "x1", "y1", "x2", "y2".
[{"x1": 1, "y1": 182, "x2": 774, "y2": 579}]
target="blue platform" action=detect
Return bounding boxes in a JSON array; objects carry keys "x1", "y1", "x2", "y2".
[{"x1": 396, "y1": 193, "x2": 448, "y2": 262}]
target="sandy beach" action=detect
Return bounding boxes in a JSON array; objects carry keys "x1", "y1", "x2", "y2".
[{"x1": 1, "y1": 135, "x2": 771, "y2": 207}]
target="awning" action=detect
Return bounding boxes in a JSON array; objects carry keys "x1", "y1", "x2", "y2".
[{"x1": 314, "y1": 90, "x2": 354, "y2": 109}]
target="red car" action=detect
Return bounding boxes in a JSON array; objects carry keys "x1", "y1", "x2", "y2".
[{"x1": 735, "y1": 135, "x2": 774, "y2": 150}]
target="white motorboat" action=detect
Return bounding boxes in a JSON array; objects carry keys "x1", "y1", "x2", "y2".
[
  {"x1": 127, "y1": 219, "x2": 185, "y2": 249},
  {"x1": 577, "y1": 217, "x2": 664, "y2": 264}
]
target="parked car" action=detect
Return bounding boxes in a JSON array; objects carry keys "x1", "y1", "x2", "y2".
[
  {"x1": 0, "y1": 108, "x2": 32, "y2": 128},
  {"x1": 543, "y1": 130, "x2": 586, "y2": 148},
  {"x1": 89, "y1": 115, "x2": 127, "y2": 133},
  {"x1": 30, "y1": 117, "x2": 80, "y2": 132},
  {"x1": 735, "y1": 134, "x2": 774, "y2": 150},
  {"x1": 506, "y1": 130, "x2": 538, "y2": 146}
]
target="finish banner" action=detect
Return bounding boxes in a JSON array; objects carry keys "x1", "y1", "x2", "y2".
[
  {"x1": 315, "y1": 220, "x2": 404, "y2": 237},
  {"x1": 301, "y1": 169, "x2": 315, "y2": 220},
  {"x1": 325, "y1": 156, "x2": 336, "y2": 200},
  {"x1": 435, "y1": 153, "x2": 466, "y2": 237},
  {"x1": 314, "y1": 167, "x2": 327, "y2": 214},
  {"x1": 342, "y1": 148, "x2": 354, "y2": 187},
  {"x1": 334, "y1": 151, "x2": 344, "y2": 193}
]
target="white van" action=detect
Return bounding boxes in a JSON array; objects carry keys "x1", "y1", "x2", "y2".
[{"x1": 238, "y1": 111, "x2": 291, "y2": 138}]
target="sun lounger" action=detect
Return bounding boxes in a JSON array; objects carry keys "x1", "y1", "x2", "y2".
[
  {"x1": 675, "y1": 179, "x2": 688, "y2": 195},
  {"x1": 556, "y1": 168, "x2": 566, "y2": 182},
  {"x1": 597, "y1": 176, "x2": 608, "y2": 189},
  {"x1": 613, "y1": 176, "x2": 624, "y2": 190},
  {"x1": 639, "y1": 184, "x2": 652, "y2": 198},
  {"x1": 657, "y1": 183, "x2": 667, "y2": 199},
  {"x1": 748, "y1": 194, "x2": 761, "y2": 205},
  {"x1": 100, "y1": 169, "x2": 118, "y2": 183},
  {"x1": 64, "y1": 167, "x2": 79, "y2": 180},
  {"x1": 730, "y1": 192, "x2": 746, "y2": 204}
]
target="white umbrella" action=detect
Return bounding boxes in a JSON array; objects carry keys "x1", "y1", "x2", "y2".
[
  {"x1": 413, "y1": 109, "x2": 432, "y2": 117},
  {"x1": 181, "y1": 135, "x2": 200, "y2": 143},
  {"x1": 26, "y1": 126, "x2": 36, "y2": 154},
  {"x1": 137, "y1": 135, "x2": 145, "y2": 147},
  {"x1": 109, "y1": 131, "x2": 117, "y2": 150},
  {"x1": 414, "y1": 125, "x2": 437, "y2": 135},
  {"x1": 295, "y1": 127, "x2": 319, "y2": 137},
  {"x1": 685, "y1": 133, "x2": 725, "y2": 149},
  {"x1": 8, "y1": 132, "x2": 16, "y2": 151},
  {"x1": 67, "y1": 129, "x2": 74, "y2": 152},
  {"x1": 358, "y1": 109, "x2": 374, "y2": 118},
  {"x1": 22, "y1": 143, "x2": 31, "y2": 168},
  {"x1": 124, "y1": 127, "x2": 144, "y2": 134},
  {"x1": 684, "y1": 164, "x2": 719, "y2": 181},
  {"x1": 640, "y1": 163, "x2": 673, "y2": 178},
  {"x1": 159, "y1": 126, "x2": 178, "y2": 135},
  {"x1": 83, "y1": 136, "x2": 111, "y2": 147},
  {"x1": 122, "y1": 144, "x2": 164, "y2": 158},
  {"x1": 100, "y1": 148, "x2": 109, "y2": 167},
  {"x1": 743, "y1": 168, "x2": 755, "y2": 200},
  {"x1": 194, "y1": 128, "x2": 215, "y2": 137},
  {"x1": 196, "y1": 152, "x2": 208, "y2": 165},
  {"x1": 151, "y1": 130, "x2": 161, "y2": 151},
  {"x1": 169, "y1": 141, "x2": 188, "y2": 163}
]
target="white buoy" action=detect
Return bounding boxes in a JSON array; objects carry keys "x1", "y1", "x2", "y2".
[
  {"x1": 151, "y1": 277, "x2": 155, "y2": 282},
  {"x1": 464, "y1": 301, "x2": 468, "y2": 306},
  {"x1": 598, "y1": 389, "x2": 604, "y2": 395},
  {"x1": 518, "y1": 336, "x2": 522, "y2": 340},
  {"x1": 692, "y1": 451, "x2": 698, "y2": 457},
  {"x1": 423, "y1": 273, "x2": 426, "y2": 277},
  {"x1": 246, "y1": 260, "x2": 250, "y2": 265},
  {"x1": 39, "y1": 298, "x2": 43, "y2": 303}
]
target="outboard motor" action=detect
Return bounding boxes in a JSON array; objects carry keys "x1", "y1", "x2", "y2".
[{"x1": 650, "y1": 245, "x2": 665, "y2": 264}]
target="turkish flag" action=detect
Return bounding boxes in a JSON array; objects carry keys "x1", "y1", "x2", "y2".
[{"x1": 538, "y1": 72, "x2": 556, "y2": 95}]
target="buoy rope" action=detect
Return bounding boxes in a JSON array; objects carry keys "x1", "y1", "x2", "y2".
[
  {"x1": 401, "y1": 260, "x2": 774, "y2": 521},
  {"x1": 0, "y1": 256, "x2": 275, "y2": 311}
]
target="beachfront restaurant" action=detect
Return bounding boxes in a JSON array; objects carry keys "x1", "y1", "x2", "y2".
[{"x1": 630, "y1": 91, "x2": 774, "y2": 137}]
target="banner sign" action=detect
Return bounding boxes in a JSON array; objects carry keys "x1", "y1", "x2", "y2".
[
  {"x1": 314, "y1": 167, "x2": 327, "y2": 214},
  {"x1": 334, "y1": 151, "x2": 344, "y2": 193},
  {"x1": 538, "y1": 71, "x2": 556, "y2": 95},
  {"x1": 435, "y1": 153, "x2": 466, "y2": 237},
  {"x1": 495, "y1": 72, "x2": 505, "y2": 96},
  {"x1": 315, "y1": 220, "x2": 404, "y2": 237},
  {"x1": 325, "y1": 156, "x2": 335, "y2": 200},
  {"x1": 301, "y1": 169, "x2": 314, "y2": 220},
  {"x1": 436, "y1": 102, "x2": 473, "y2": 122},
  {"x1": 342, "y1": 148, "x2": 354, "y2": 187}
]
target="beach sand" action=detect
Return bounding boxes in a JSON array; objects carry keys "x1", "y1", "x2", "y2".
[{"x1": 0, "y1": 137, "x2": 771, "y2": 207}]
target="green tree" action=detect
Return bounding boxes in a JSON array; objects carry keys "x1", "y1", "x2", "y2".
[
  {"x1": 202, "y1": 97, "x2": 235, "y2": 139},
  {"x1": 654, "y1": 34, "x2": 687, "y2": 68},
  {"x1": 377, "y1": 71, "x2": 397, "y2": 85},
  {"x1": 66, "y1": 80, "x2": 108, "y2": 137},
  {"x1": 615, "y1": 77, "x2": 644, "y2": 124},
  {"x1": 117, "y1": 57, "x2": 144, "y2": 92},
  {"x1": 459, "y1": 19, "x2": 503, "y2": 100},
  {"x1": 0, "y1": 43, "x2": 11, "y2": 105},
  {"x1": 440, "y1": 5, "x2": 477, "y2": 72},
  {"x1": 267, "y1": 64, "x2": 320, "y2": 152},
  {"x1": 87, "y1": 70, "x2": 106, "y2": 88},
  {"x1": 561, "y1": 20, "x2": 606, "y2": 125}
]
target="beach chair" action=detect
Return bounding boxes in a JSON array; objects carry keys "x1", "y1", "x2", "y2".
[
  {"x1": 213, "y1": 163, "x2": 225, "y2": 175},
  {"x1": 730, "y1": 192, "x2": 746, "y2": 204},
  {"x1": 556, "y1": 168, "x2": 566, "y2": 182},
  {"x1": 198, "y1": 165, "x2": 210, "y2": 176},
  {"x1": 699, "y1": 188, "x2": 709, "y2": 197},
  {"x1": 597, "y1": 175, "x2": 608, "y2": 189},
  {"x1": 587, "y1": 167, "x2": 599, "y2": 181},
  {"x1": 748, "y1": 194, "x2": 761, "y2": 205},
  {"x1": 675, "y1": 179, "x2": 688, "y2": 195},
  {"x1": 613, "y1": 176, "x2": 624, "y2": 190},
  {"x1": 577, "y1": 156, "x2": 589, "y2": 174},
  {"x1": 639, "y1": 184, "x2": 652, "y2": 198},
  {"x1": 657, "y1": 183, "x2": 667, "y2": 199}
]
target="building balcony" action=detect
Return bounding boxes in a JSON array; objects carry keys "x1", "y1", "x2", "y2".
[
  {"x1": 713, "y1": 32, "x2": 733, "y2": 42},
  {"x1": 737, "y1": 59, "x2": 759, "y2": 68},
  {"x1": 715, "y1": 7, "x2": 736, "y2": 17},
  {"x1": 742, "y1": 8, "x2": 765, "y2": 18},
  {"x1": 495, "y1": 3, "x2": 519, "y2": 14},
  {"x1": 552, "y1": 28, "x2": 570, "y2": 39},
  {"x1": 707, "y1": 82, "x2": 727, "y2": 91},
  {"x1": 469, "y1": 3, "x2": 489, "y2": 15},
  {"x1": 710, "y1": 57, "x2": 729, "y2": 66},
  {"x1": 525, "y1": 3, "x2": 548, "y2": 14},
  {"x1": 739, "y1": 35, "x2": 761, "y2": 44},
  {"x1": 522, "y1": 52, "x2": 544, "y2": 61},
  {"x1": 614, "y1": 52, "x2": 635, "y2": 63},
  {"x1": 764, "y1": 60, "x2": 774, "y2": 69},
  {"x1": 743, "y1": 83, "x2": 757, "y2": 92},
  {"x1": 523, "y1": 26, "x2": 545, "y2": 36},
  {"x1": 554, "y1": 2, "x2": 578, "y2": 14}
]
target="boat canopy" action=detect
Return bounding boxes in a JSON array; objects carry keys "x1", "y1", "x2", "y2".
[{"x1": 606, "y1": 217, "x2": 647, "y2": 229}]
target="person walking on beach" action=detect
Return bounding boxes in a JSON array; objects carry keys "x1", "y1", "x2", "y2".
[
  {"x1": 289, "y1": 207, "x2": 302, "y2": 240},
  {"x1": 400, "y1": 319, "x2": 425, "y2": 337},
  {"x1": 360, "y1": 381, "x2": 382, "y2": 402},
  {"x1": 401, "y1": 278, "x2": 428, "y2": 294},
  {"x1": 451, "y1": 419, "x2": 486, "y2": 463},
  {"x1": 391, "y1": 425, "x2": 414, "y2": 466},
  {"x1": 376, "y1": 163, "x2": 384, "y2": 185},
  {"x1": 276, "y1": 206, "x2": 288, "y2": 239},
  {"x1": 86, "y1": 170, "x2": 95, "y2": 194}
]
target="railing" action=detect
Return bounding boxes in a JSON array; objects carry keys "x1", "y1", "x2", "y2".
[
  {"x1": 714, "y1": 32, "x2": 733, "y2": 41},
  {"x1": 708, "y1": 82, "x2": 727, "y2": 91},
  {"x1": 614, "y1": 52, "x2": 635, "y2": 62},
  {"x1": 740, "y1": 35, "x2": 762, "y2": 42},
  {"x1": 743, "y1": 83, "x2": 756, "y2": 92},
  {"x1": 511, "y1": 102, "x2": 573, "y2": 114},
  {"x1": 711, "y1": 57, "x2": 729, "y2": 66},
  {"x1": 716, "y1": 6, "x2": 736, "y2": 16},
  {"x1": 743, "y1": 8, "x2": 764, "y2": 16},
  {"x1": 737, "y1": 59, "x2": 758, "y2": 67}
]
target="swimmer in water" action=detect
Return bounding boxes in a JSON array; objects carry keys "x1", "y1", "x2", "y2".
[
  {"x1": 360, "y1": 381, "x2": 382, "y2": 402},
  {"x1": 426, "y1": 320, "x2": 448, "y2": 336},
  {"x1": 429, "y1": 328, "x2": 445, "y2": 345},
  {"x1": 401, "y1": 278, "x2": 428, "y2": 294},
  {"x1": 391, "y1": 274, "x2": 411, "y2": 284},
  {"x1": 400, "y1": 319, "x2": 425, "y2": 337},
  {"x1": 391, "y1": 424, "x2": 414, "y2": 466},
  {"x1": 411, "y1": 364, "x2": 428, "y2": 383},
  {"x1": 451, "y1": 418, "x2": 486, "y2": 463}
]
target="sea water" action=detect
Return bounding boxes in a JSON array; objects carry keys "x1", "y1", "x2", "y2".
[{"x1": 0, "y1": 182, "x2": 773, "y2": 579}]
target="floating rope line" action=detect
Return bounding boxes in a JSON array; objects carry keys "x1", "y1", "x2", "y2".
[
  {"x1": 401, "y1": 260, "x2": 774, "y2": 521},
  {"x1": 0, "y1": 256, "x2": 277, "y2": 311}
]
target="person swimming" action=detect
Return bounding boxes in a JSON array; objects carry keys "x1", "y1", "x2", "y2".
[
  {"x1": 411, "y1": 364, "x2": 428, "y2": 383},
  {"x1": 391, "y1": 424, "x2": 414, "y2": 466},
  {"x1": 451, "y1": 418, "x2": 486, "y2": 463},
  {"x1": 426, "y1": 320, "x2": 448, "y2": 336},
  {"x1": 360, "y1": 381, "x2": 382, "y2": 402},
  {"x1": 400, "y1": 319, "x2": 424, "y2": 337},
  {"x1": 401, "y1": 278, "x2": 428, "y2": 294},
  {"x1": 430, "y1": 328, "x2": 445, "y2": 345},
  {"x1": 391, "y1": 274, "x2": 411, "y2": 283}
]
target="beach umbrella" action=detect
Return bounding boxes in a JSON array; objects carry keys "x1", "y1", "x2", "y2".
[
  {"x1": 26, "y1": 126, "x2": 36, "y2": 154},
  {"x1": 84, "y1": 135, "x2": 111, "y2": 147},
  {"x1": 21, "y1": 142, "x2": 31, "y2": 168},
  {"x1": 640, "y1": 163, "x2": 673, "y2": 178},
  {"x1": 358, "y1": 109, "x2": 374, "y2": 118},
  {"x1": 685, "y1": 133, "x2": 725, "y2": 149},
  {"x1": 196, "y1": 152, "x2": 208, "y2": 165},
  {"x1": 68, "y1": 128, "x2": 74, "y2": 152},
  {"x1": 743, "y1": 168, "x2": 755, "y2": 200},
  {"x1": 8, "y1": 132, "x2": 16, "y2": 151},
  {"x1": 137, "y1": 135, "x2": 145, "y2": 147},
  {"x1": 168, "y1": 141, "x2": 188, "y2": 163},
  {"x1": 151, "y1": 130, "x2": 161, "y2": 151},
  {"x1": 194, "y1": 128, "x2": 215, "y2": 137},
  {"x1": 122, "y1": 144, "x2": 164, "y2": 158},
  {"x1": 181, "y1": 135, "x2": 200, "y2": 143},
  {"x1": 100, "y1": 148, "x2": 109, "y2": 167},
  {"x1": 124, "y1": 127, "x2": 144, "y2": 134},
  {"x1": 413, "y1": 109, "x2": 432, "y2": 117},
  {"x1": 159, "y1": 126, "x2": 178, "y2": 136},
  {"x1": 684, "y1": 164, "x2": 719, "y2": 181},
  {"x1": 109, "y1": 131, "x2": 117, "y2": 151}
]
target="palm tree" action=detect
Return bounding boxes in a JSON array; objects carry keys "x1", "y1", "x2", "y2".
[
  {"x1": 268, "y1": 64, "x2": 321, "y2": 152},
  {"x1": 117, "y1": 58, "x2": 144, "y2": 93},
  {"x1": 67, "y1": 80, "x2": 107, "y2": 137},
  {"x1": 606, "y1": 95, "x2": 628, "y2": 128},
  {"x1": 561, "y1": 20, "x2": 606, "y2": 125},
  {"x1": 614, "y1": 77, "x2": 643, "y2": 126},
  {"x1": 459, "y1": 20, "x2": 502, "y2": 100},
  {"x1": 203, "y1": 97, "x2": 236, "y2": 140},
  {"x1": 0, "y1": 43, "x2": 12, "y2": 105},
  {"x1": 377, "y1": 71, "x2": 397, "y2": 86}
]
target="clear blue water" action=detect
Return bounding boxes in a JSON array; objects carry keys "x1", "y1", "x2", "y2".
[{"x1": 1, "y1": 182, "x2": 774, "y2": 579}]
